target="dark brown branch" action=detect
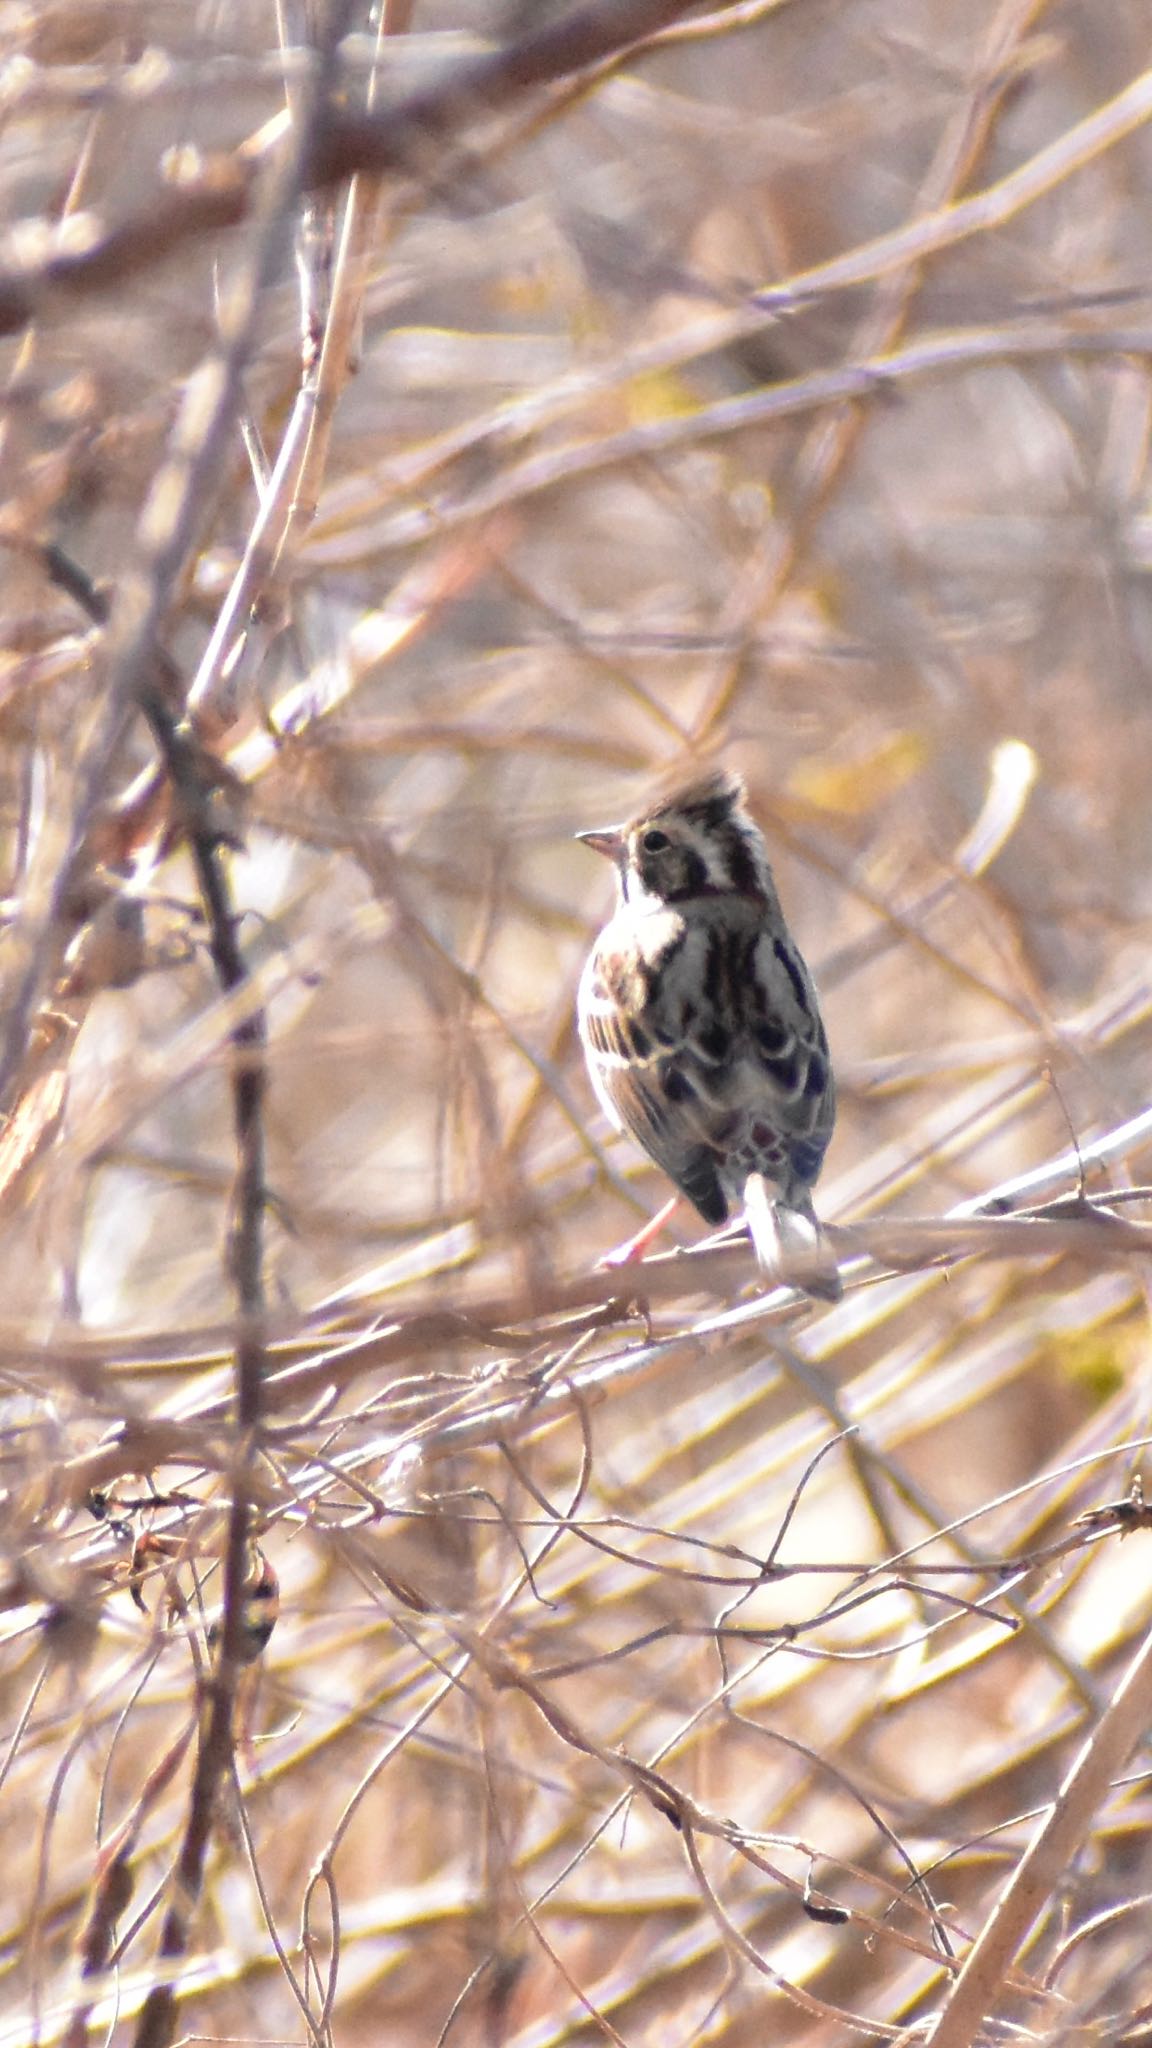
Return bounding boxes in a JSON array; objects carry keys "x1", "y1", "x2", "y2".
[
  {"x1": 308, "y1": 0, "x2": 719, "y2": 182},
  {"x1": 0, "y1": 0, "x2": 713, "y2": 341},
  {"x1": 36, "y1": 540, "x2": 273, "y2": 2048}
]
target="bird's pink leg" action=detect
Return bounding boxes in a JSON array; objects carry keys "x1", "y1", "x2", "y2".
[{"x1": 598, "y1": 1195, "x2": 681, "y2": 1267}]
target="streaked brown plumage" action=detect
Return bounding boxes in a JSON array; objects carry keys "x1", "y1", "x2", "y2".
[{"x1": 577, "y1": 767, "x2": 839, "y2": 1300}]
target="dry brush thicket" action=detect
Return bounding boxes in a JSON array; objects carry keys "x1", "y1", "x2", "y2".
[{"x1": 3, "y1": 2, "x2": 1152, "y2": 2044}]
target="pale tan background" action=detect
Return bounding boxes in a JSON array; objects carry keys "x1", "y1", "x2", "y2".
[{"x1": 3, "y1": 2, "x2": 1152, "y2": 2043}]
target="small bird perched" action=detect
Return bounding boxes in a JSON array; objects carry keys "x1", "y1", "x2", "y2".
[{"x1": 576, "y1": 767, "x2": 840, "y2": 1301}]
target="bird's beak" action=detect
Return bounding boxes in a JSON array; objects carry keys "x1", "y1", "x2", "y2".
[{"x1": 575, "y1": 826, "x2": 625, "y2": 860}]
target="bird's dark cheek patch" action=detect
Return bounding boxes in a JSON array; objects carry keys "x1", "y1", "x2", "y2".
[{"x1": 651, "y1": 849, "x2": 709, "y2": 900}]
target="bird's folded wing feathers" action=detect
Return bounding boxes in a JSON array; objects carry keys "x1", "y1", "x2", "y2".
[{"x1": 579, "y1": 946, "x2": 728, "y2": 1220}]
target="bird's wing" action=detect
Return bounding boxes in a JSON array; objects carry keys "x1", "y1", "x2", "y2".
[
  {"x1": 647, "y1": 910, "x2": 835, "y2": 1196},
  {"x1": 578, "y1": 919, "x2": 729, "y2": 1224},
  {"x1": 735, "y1": 923, "x2": 835, "y2": 1145},
  {"x1": 662, "y1": 909, "x2": 831, "y2": 1098},
  {"x1": 579, "y1": 901, "x2": 835, "y2": 1218}
]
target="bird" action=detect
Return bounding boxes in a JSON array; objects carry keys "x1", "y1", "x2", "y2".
[{"x1": 576, "y1": 766, "x2": 840, "y2": 1301}]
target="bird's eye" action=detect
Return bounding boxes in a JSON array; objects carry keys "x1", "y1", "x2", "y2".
[{"x1": 641, "y1": 829, "x2": 671, "y2": 853}]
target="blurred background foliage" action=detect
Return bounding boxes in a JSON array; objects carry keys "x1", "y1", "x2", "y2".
[{"x1": 3, "y1": 1, "x2": 1152, "y2": 2043}]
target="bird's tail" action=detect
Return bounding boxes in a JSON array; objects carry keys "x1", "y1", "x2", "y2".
[{"x1": 744, "y1": 1175, "x2": 842, "y2": 1304}]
